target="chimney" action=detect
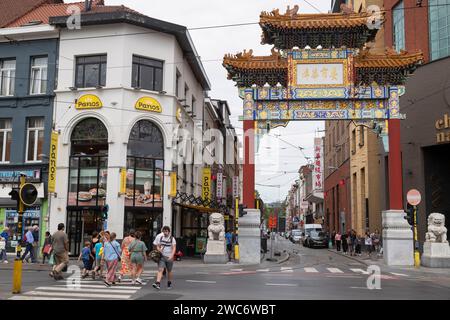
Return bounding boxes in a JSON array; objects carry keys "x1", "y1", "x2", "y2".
[{"x1": 85, "y1": 0, "x2": 92, "y2": 11}]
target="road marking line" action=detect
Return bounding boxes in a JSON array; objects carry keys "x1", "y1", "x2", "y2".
[
  {"x1": 326, "y1": 275, "x2": 362, "y2": 278},
  {"x1": 35, "y1": 286, "x2": 137, "y2": 294},
  {"x1": 281, "y1": 269, "x2": 293, "y2": 273},
  {"x1": 327, "y1": 268, "x2": 344, "y2": 273},
  {"x1": 265, "y1": 283, "x2": 297, "y2": 287},
  {"x1": 230, "y1": 269, "x2": 243, "y2": 272},
  {"x1": 186, "y1": 280, "x2": 217, "y2": 284},
  {"x1": 280, "y1": 267, "x2": 292, "y2": 270},
  {"x1": 350, "y1": 268, "x2": 369, "y2": 275},
  {"x1": 390, "y1": 272, "x2": 409, "y2": 277},
  {"x1": 256, "y1": 269, "x2": 270, "y2": 272},
  {"x1": 17, "y1": 291, "x2": 132, "y2": 299},
  {"x1": 195, "y1": 272, "x2": 209, "y2": 274},
  {"x1": 304, "y1": 267, "x2": 318, "y2": 273},
  {"x1": 350, "y1": 287, "x2": 369, "y2": 289},
  {"x1": 53, "y1": 284, "x2": 139, "y2": 290},
  {"x1": 9, "y1": 296, "x2": 83, "y2": 300}
]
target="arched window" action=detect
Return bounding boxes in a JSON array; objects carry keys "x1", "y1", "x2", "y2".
[
  {"x1": 71, "y1": 118, "x2": 108, "y2": 155},
  {"x1": 127, "y1": 120, "x2": 164, "y2": 158},
  {"x1": 68, "y1": 118, "x2": 108, "y2": 207},
  {"x1": 125, "y1": 120, "x2": 164, "y2": 209}
]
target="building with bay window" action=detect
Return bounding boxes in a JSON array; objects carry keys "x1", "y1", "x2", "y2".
[{"x1": 45, "y1": 3, "x2": 210, "y2": 255}]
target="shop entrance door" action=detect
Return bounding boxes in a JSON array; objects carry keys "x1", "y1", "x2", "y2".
[
  {"x1": 67, "y1": 209, "x2": 82, "y2": 257},
  {"x1": 67, "y1": 208, "x2": 102, "y2": 257}
]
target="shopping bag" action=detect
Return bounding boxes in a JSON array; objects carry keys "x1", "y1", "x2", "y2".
[{"x1": 48, "y1": 252, "x2": 55, "y2": 265}]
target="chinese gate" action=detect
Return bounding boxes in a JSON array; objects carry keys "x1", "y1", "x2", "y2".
[{"x1": 223, "y1": 5, "x2": 423, "y2": 266}]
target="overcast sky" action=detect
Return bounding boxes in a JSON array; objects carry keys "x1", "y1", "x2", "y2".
[{"x1": 108, "y1": 0, "x2": 330, "y2": 204}]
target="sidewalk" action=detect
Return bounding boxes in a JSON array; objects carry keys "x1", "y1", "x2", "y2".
[
  {"x1": 0, "y1": 252, "x2": 288, "y2": 272},
  {"x1": 328, "y1": 248, "x2": 450, "y2": 276}
]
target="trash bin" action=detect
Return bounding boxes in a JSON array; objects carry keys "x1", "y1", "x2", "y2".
[{"x1": 261, "y1": 237, "x2": 268, "y2": 253}]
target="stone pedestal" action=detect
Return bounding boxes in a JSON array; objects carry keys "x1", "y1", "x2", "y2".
[
  {"x1": 382, "y1": 210, "x2": 414, "y2": 266},
  {"x1": 421, "y1": 242, "x2": 450, "y2": 268},
  {"x1": 238, "y1": 209, "x2": 261, "y2": 265},
  {"x1": 203, "y1": 240, "x2": 228, "y2": 264}
]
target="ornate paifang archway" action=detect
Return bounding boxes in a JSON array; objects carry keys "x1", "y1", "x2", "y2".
[{"x1": 223, "y1": 6, "x2": 423, "y2": 266}]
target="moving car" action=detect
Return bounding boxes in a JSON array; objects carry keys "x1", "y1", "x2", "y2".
[
  {"x1": 290, "y1": 229, "x2": 302, "y2": 243},
  {"x1": 303, "y1": 230, "x2": 328, "y2": 248}
]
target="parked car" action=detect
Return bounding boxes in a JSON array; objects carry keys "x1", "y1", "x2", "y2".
[
  {"x1": 290, "y1": 229, "x2": 302, "y2": 243},
  {"x1": 303, "y1": 230, "x2": 328, "y2": 248}
]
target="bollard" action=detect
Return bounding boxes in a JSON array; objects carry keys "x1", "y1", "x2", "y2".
[
  {"x1": 234, "y1": 244, "x2": 240, "y2": 261},
  {"x1": 12, "y1": 258, "x2": 22, "y2": 294}
]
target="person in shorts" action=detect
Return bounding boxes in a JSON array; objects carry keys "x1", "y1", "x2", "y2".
[
  {"x1": 152, "y1": 226, "x2": 176, "y2": 290},
  {"x1": 128, "y1": 231, "x2": 147, "y2": 285},
  {"x1": 78, "y1": 241, "x2": 94, "y2": 278}
]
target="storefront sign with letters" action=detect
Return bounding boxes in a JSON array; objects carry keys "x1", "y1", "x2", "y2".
[{"x1": 135, "y1": 97, "x2": 162, "y2": 113}]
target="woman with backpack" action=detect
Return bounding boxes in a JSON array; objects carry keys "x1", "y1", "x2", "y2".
[{"x1": 128, "y1": 231, "x2": 147, "y2": 285}]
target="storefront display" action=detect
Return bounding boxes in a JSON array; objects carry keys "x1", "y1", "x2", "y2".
[{"x1": 5, "y1": 207, "x2": 41, "y2": 250}]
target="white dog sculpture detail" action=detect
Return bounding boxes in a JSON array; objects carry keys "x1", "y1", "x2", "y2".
[
  {"x1": 208, "y1": 212, "x2": 225, "y2": 241},
  {"x1": 425, "y1": 213, "x2": 448, "y2": 243}
]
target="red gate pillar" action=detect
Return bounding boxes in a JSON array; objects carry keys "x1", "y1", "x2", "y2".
[
  {"x1": 243, "y1": 120, "x2": 255, "y2": 209},
  {"x1": 388, "y1": 119, "x2": 403, "y2": 209}
]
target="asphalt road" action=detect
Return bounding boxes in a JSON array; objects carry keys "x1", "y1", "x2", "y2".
[{"x1": 1, "y1": 236, "x2": 449, "y2": 300}]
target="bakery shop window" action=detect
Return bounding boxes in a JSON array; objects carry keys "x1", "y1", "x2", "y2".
[
  {"x1": 68, "y1": 118, "x2": 108, "y2": 207},
  {"x1": 126, "y1": 120, "x2": 164, "y2": 208}
]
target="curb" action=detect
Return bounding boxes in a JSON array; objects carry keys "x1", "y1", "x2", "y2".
[
  {"x1": 327, "y1": 249, "x2": 378, "y2": 266},
  {"x1": 277, "y1": 252, "x2": 290, "y2": 264}
]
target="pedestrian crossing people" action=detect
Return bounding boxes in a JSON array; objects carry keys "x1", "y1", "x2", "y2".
[
  {"x1": 103, "y1": 232, "x2": 121, "y2": 287},
  {"x1": 129, "y1": 231, "x2": 147, "y2": 285},
  {"x1": 78, "y1": 241, "x2": 94, "y2": 278},
  {"x1": 50, "y1": 223, "x2": 69, "y2": 281},
  {"x1": 152, "y1": 226, "x2": 176, "y2": 290},
  {"x1": 118, "y1": 230, "x2": 134, "y2": 282}
]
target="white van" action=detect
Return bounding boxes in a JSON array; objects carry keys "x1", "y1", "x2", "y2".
[{"x1": 304, "y1": 224, "x2": 323, "y2": 233}]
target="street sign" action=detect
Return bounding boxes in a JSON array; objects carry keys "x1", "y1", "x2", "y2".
[{"x1": 407, "y1": 189, "x2": 421, "y2": 206}]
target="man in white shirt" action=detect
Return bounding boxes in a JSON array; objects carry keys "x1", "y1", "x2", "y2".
[{"x1": 152, "y1": 226, "x2": 176, "y2": 290}]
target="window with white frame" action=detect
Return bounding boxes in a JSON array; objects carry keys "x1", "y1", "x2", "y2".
[
  {"x1": 26, "y1": 117, "x2": 44, "y2": 162},
  {"x1": 0, "y1": 119, "x2": 12, "y2": 163},
  {"x1": 0, "y1": 59, "x2": 16, "y2": 96},
  {"x1": 30, "y1": 56, "x2": 48, "y2": 95}
]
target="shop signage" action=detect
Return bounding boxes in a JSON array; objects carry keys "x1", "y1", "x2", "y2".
[
  {"x1": 75, "y1": 94, "x2": 103, "y2": 110},
  {"x1": 6, "y1": 207, "x2": 40, "y2": 218},
  {"x1": 216, "y1": 172, "x2": 223, "y2": 199},
  {"x1": 135, "y1": 97, "x2": 162, "y2": 113},
  {"x1": 435, "y1": 114, "x2": 450, "y2": 143},
  {"x1": 48, "y1": 131, "x2": 59, "y2": 193},
  {"x1": 296, "y1": 63, "x2": 345, "y2": 86},
  {"x1": 170, "y1": 172, "x2": 177, "y2": 197},
  {"x1": 202, "y1": 167, "x2": 211, "y2": 202},
  {"x1": 233, "y1": 176, "x2": 239, "y2": 198},
  {"x1": 313, "y1": 137, "x2": 324, "y2": 192},
  {"x1": 0, "y1": 170, "x2": 41, "y2": 183},
  {"x1": 120, "y1": 168, "x2": 127, "y2": 194}
]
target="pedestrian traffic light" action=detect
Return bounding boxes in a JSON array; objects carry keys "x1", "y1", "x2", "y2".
[
  {"x1": 102, "y1": 204, "x2": 109, "y2": 220},
  {"x1": 404, "y1": 207, "x2": 414, "y2": 226},
  {"x1": 19, "y1": 183, "x2": 38, "y2": 207}
]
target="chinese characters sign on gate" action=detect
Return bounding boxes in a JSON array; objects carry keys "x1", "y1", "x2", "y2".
[
  {"x1": 296, "y1": 63, "x2": 344, "y2": 86},
  {"x1": 313, "y1": 137, "x2": 324, "y2": 192}
]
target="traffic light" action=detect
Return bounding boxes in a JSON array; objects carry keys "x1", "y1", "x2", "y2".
[
  {"x1": 8, "y1": 188, "x2": 20, "y2": 207},
  {"x1": 238, "y1": 204, "x2": 247, "y2": 217},
  {"x1": 404, "y1": 206, "x2": 414, "y2": 226},
  {"x1": 19, "y1": 183, "x2": 38, "y2": 206},
  {"x1": 102, "y1": 204, "x2": 109, "y2": 220}
]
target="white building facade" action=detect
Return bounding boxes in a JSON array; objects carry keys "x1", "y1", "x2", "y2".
[{"x1": 48, "y1": 9, "x2": 210, "y2": 255}]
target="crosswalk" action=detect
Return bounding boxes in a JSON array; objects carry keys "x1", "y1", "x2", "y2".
[
  {"x1": 221, "y1": 266, "x2": 410, "y2": 278},
  {"x1": 9, "y1": 271, "x2": 157, "y2": 300}
]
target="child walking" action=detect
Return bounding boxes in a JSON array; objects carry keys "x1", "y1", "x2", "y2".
[{"x1": 78, "y1": 241, "x2": 94, "y2": 278}]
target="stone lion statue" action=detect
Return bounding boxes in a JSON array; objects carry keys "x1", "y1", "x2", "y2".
[
  {"x1": 208, "y1": 212, "x2": 225, "y2": 241},
  {"x1": 425, "y1": 213, "x2": 448, "y2": 243}
]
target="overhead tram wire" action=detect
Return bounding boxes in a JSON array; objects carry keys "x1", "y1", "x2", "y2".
[{"x1": 5, "y1": 1, "x2": 446, "y2": 49}]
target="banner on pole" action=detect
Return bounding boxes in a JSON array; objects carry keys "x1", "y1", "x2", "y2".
[{"x1": 48, "y1": 131, "x2": 59, "y2": 193}]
